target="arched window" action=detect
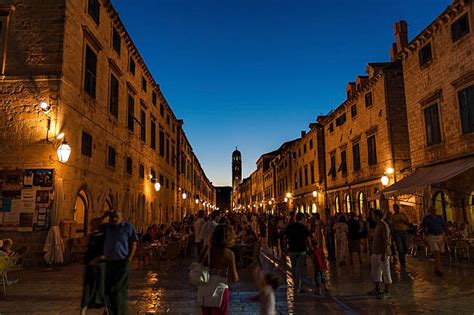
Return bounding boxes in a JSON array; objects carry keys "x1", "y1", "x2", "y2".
[
  {"x1": 433, "y1": 191, "x2": 453, "y2": 223},
  {"x1": 335, "y1": 195, "x2": 340, "y2": 213},
  {"x1": 345, "y1": 193, "x2": 351, "y2": 213},
  {"x1": 312, "y1": 203, "x2": 317, "y2": 214},
  {"x1": 373, "y1": 189, "x2": 381, "y2": 210},
  {"x1": 74, "y1": 189, "x2": 89, "y2": 236},
  {"x1": 104, "y1": 194, "x2": 113, "y2": 213},
  {"x1": 358, "y1": 192, "x2": 366, "y2": 216}
]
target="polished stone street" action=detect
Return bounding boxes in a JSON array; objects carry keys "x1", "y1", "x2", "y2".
[{"x1": 1, "y1": 250, "x2": 473, "y2": 314}]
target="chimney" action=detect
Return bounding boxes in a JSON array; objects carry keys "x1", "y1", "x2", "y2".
[
  {"x1": 394, "y1": 20, "x2": 408, "y2": 53},
  {"x1": 390, "y1": 43, "x2": 398, "y2": 61},
  {"x1": 301, "y1": 131, "x2": 306, "y2": 138}
]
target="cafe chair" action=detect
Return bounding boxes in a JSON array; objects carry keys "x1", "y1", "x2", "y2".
[{"x1": 7, "y1": 246, "x2": 28, "y2": 283}]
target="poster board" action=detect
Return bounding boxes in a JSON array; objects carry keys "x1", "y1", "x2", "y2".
[{"x1": 0, "y1": 169, "x2": 53, "y2": 231}]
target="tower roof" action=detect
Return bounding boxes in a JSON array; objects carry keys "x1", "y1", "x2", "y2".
[{"x1": 232, "y1": 147, "x2": 241, "y2": 156}]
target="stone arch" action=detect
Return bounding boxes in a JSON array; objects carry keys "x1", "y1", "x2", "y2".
[
  {"x1": 358, "y1": 191, "x2": 367, "y2": 216},
  {"x1": 74, "y1": 186, "x2": 92, "y2": 236},
  {"x1": 345, "y1": 193, "x2": 352, "y2": 213}
]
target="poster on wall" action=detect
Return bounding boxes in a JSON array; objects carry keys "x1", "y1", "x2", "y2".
[
  {"x1": 21, "y1": 189, "x2": 36, "y2": 212},
  {"x1": 32, "y1": 169, "x2": 53, "y2": 187},
  {"x1": 23, "y1": 170, "x2": 34, "y2": 187},
  {"x1": 19, "y1": 212, "x2": 34, "y2": 232}
]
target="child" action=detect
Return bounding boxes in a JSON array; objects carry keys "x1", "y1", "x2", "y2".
[
  {"x1": 252, "y1": 267, "x2": 279, "y2": 315},
  {"x1": 311, "y1": 239, "x2": 329, "y2": 295}
]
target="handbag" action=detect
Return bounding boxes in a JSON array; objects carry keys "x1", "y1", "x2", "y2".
[
  {"x1": 189, "y1": 248, "x2": 210, "y2": 286},
  {"x1": 197, "y1": 275, "x2": 228, "y2": 307}
]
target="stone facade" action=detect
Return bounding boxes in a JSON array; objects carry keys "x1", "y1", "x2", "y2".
[
  {"x1": 0, "y1": 0, "x2": 215, "y2": 261},
  {"x1": 396, "y1": 0, "x2": 474, "y2": 224},
  {"x1": 321, "y1": 60, "x2": 410, "y2": 216}
]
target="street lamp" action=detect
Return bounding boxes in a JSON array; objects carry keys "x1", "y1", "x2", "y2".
[
  {"x1": 286, "y1": 192, "x2": 292, "y2": 198},
  {"x1": 386, "y1": 167, "x2": 394, "y2": 175},
  {"x1": 39, "y1": 100, "x2": 51, "y2": 113},
  {"x1": 312, "y1": 191, "x2": 317, "y2": 198},
  {"x1": 284, "y1": 197, "x2": 288, "y2": 203},
  {"x1": 154, "y1": 182, "x2": 161, "y2": 191},
  {"x1": 182, "y1": 192, "x2": 187, "y2": 200},
  {"x1": 57, "y1": 139, "x2": 71, "y2": 162},
  {"x1": 381, "y1": 175, "x2": 389, "y2": 186},
  {"x1": 195, "y1": 198, "x2": 199, "y2": 204}
]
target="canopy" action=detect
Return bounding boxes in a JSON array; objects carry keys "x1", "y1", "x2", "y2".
[{"x1": 381, "y1": 157, "x2": 474, "y2": 198}]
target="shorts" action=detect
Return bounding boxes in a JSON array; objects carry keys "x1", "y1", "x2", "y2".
[
  {"x1": 427, "y1": 234, "x2": 445, "y2": 253},
  {"x1": 349, "y1": 239, "x2": 360, "y2": 253},
  {"x1": 370, "y1": 254, "x2": 392, "y2": 284}
]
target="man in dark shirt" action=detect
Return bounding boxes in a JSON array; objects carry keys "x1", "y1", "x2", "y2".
[
  {"x1": 103, "y1": 210, "x2": 138, "y2": 314},
  {"x1": 285, "y1": 212, "x2": 310, "y2": 293},
  {"x1": 422, "y1": 206, "x2": 446, "y2": 277},
  {"x1": 347, "y1": 212, "x2": 362, "y2": 265}
]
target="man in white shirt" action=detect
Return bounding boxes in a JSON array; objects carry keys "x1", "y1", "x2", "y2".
[
  {"x1": 200, "y1": 210, "x2": 221, "y2": 250},
  {"x1": 193, "y1": 210, "x2": 205, "y2": 258}
]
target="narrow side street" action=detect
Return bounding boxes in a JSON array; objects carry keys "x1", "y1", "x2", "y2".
[{"x1": 1, "y1": 250, "x2": 473, "y2": 314}]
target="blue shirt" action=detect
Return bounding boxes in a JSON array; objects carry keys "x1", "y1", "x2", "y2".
[
  {"x1": 422, "y1": 215, "x2": 445, "y2": 235},
  {"x1": 103, "y1": 221, "x2": 139, "y2": 261}
]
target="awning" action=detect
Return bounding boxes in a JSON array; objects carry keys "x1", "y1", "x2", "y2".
[{"x1": 381, "y1": 157, "x2": 474, "y2": 198}]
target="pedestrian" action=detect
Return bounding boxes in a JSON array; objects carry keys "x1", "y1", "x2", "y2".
[
  {"x1": 367, "y1": 208, "x2": 377, "y2": 254},
  {"x1": 200, "y1": 210, "x2": 221, "y2": 252},
  {"x1": 421, "y1": 206, "x2": 446, "y2": 277},
  {"x1": 198, "y1": 224, "x2": 239, "y2": 315},
  {"x1": 367, "y1": 209, "x2": 392, "y2": 299},
  {"x1": 324, "y1": 208, "x2": 336, "y2": 261},
  {"x1": 193, "y1": 210, "x2": 206, "y2": 258},
  {"x1": 391, "y1": 204, "x2": 409, "y2": 267},
  {"x1": 81, "y1": 218, "x2": 107, "y2": 315},
  {"x1": 333, "y1": 214, "x2": 349, "y2": 266},
  {"x1": 251, "y1": 267, "x2": 279, "y2": 315},
  {"x1": 277, "y1": 216, "x2": 287, "y2": 257},
  {"x1": 311, "y1": 239, "x2": 329, "y2": 296},
  {"x1": 347, "y1": 212, "x2": 362, "y2": 265},
  {"x1": 312, "y1": 213, "x2": 324, "y2": 248},
  {"x1": 103, "y1": 210, "x2": 139, "y2": 315},
  {"x1": 285, "y1": 212, "x2": 311, "y2": 293}
]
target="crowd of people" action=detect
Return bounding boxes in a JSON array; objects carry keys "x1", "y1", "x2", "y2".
[{"x1": 75, "y1": 203, "x2": 472, "y2": 315}]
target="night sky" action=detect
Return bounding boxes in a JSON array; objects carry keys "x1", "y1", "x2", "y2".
[{"x1": 112, "y1": 0, "x2": 450, "y2": 186}]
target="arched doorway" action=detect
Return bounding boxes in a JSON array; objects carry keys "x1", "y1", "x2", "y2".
[
  {"x1": 345, "y1": 193, "x2": 351, "y2": 213},
  {"x1": 334, "y1": 195, "x2": 340, "y2": 213},
  {"x1": 373, "y1": 189, "x2": 381, "y2": 210},
  {"x1": 470, "y1": 192, "x2": 474, "y2": 225},
  {"x1": 358, "y1": 192, "x2": 366, "y2": 216},
  {"x1": 74, "y1": 189, "x2": 89, "y2": 236},
  {"x1": 312, "y1": 203, "x2": 317, "y2": 214},
  {"x1": 433, "y1": 191, "x2": 453, "y2": 223}
]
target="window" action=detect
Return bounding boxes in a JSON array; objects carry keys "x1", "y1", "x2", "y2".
[
  {"x1": 335, "y1": 113, "x2": 346, "y2": 126},
  {"x1": 458, "y1": 85, "x2": 474, "y2": 134},
  {"x1": 328, "y1": 155, "x2": 336, "y2": 179},
  {"x1": 304, "y1": 165, "x2": 308, "y2": 186},
  {"x1": 150, "y1": 117, "x2": 156, "y2": 149},
  {"x1": 127, "y1": 94, "x2": 135, "y2": 132},
  {"x1": 84, "y1": 46, "x2": 97, "y2": 98},
  {"x1": 166, "y1": 138, "x2": 170, "y2": 163},
  {"x1": 451, "y1": 14, "x2": 469, "y2": 42},
  {"x1": 152, "y1": 91, "x2": 157, "y2": 106},
  {"x1": 159, "y1": 128, "x2": 165, "y2": 156},
  {"x1": 351, "y1": 104, "x2": 357, "y2": 118},
  {"x1": 112, "y1": 27, "x2": 121, "y2": 55},
  {"x1": 140, "y1": 108, "x2": 146, "y2": 142},
  {"x1": 139, "y1": 164, "x2": 145, "y2": 179},
  {"x1": 141, "y1": 76, "x2": 147, "y2": 92},
  {"x1": 303, "y1": 144, "x2": 307, "y2": 154},
  {"x1": 367, "y1": 135, "x2": 377, "y2": 165},
  {"x1": 126, "y1": 156, "x2": 132, "y2": 175},
  {"x1": 419, "y1": 43, "x2": 432, "y2": 66},
  {"x1": 109, "y1": 73, "x2": 119, "y2": 117},
  {"x1": 352, "y1": 143, "x2": 361, "y2": 171},
  {"x1": 338, "y1": 150, "x2": 347, "y2": 176},
  {"x1": 81, "y1": 131, "x2": 93, "y2": 157},
  {"x1": 310, "y1": 161, "x2": 315, "y2": 184},
  {"x1": 160, "y1": 103, "x2": 164, "y2": 117},
  {"x1": 107, "y1": 146, "x2": 116, "y2": 168},
  {"x1": 309, "y1": 139, "x2": 313, "y2": 150},
  {"x1": 424, "y1": 104, "x2": 442, "y2": 145},
  {"x1": 88, "y1": 0, "x2": 100, "y2": 24},
  {"x1": 328, "y1": 123, "x2": 334, "y2": 133},
  {"x1": 166, "y1": 114, "x2": 170, "y2": 126},
  {"x1": 129, "y1": 57, "x2": 135, "y2": 75},
  {"x1": 365, "y1": 92, "x2": 373, "y2": 108}
]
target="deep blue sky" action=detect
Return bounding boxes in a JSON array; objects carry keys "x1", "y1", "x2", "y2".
[{"x1": 113, "y1": 0, "x2": 449, "y2": 186}]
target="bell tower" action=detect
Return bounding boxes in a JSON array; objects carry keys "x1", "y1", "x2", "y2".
[{"x1": 232, "y1": 147, "x2": 242, "y2": 192}]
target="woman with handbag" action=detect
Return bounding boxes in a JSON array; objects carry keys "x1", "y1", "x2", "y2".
[{"x1": 198, "y1": 224, "x2": 239, "y2": 315}]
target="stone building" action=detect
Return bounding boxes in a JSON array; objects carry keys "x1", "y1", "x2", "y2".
[
  {"x1": 382, "y1": 0, "x2": 474, "y2": 224},
  {"x1": 292, "y1": 124, "x2": 326, "y2": 214},
  {"x1": 321, "y1": 58, "x2": 410, "y2": 216},
  {"x1": 0, "y1": 0, "x2": 215, "y2": 263}
]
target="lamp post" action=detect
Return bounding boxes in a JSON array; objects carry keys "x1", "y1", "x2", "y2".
[{"x1": 57, "y1": 139, "x2": 71, "y2": 163}]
